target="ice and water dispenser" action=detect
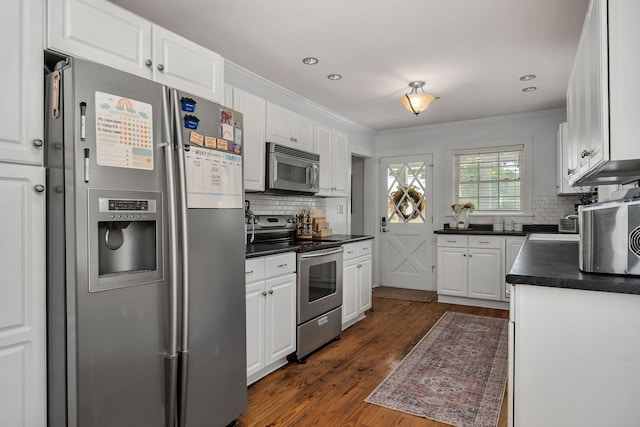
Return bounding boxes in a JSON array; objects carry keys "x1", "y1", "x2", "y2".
[{"x1": 88, "y1": 189, "x2": 163, "y2": 292}]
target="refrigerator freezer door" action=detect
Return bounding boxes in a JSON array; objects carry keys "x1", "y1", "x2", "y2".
[{"x1": 48, "y1": 58, "x2": 169, "y2": 426}]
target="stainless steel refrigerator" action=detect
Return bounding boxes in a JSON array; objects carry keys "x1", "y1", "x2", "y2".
[{"x1": 45, "y1": 57, "x2": 247, "y2": 427}]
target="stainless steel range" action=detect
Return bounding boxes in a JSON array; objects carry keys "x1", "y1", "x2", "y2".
[{"x1": 246, "y1": 214, "x2": 343, "y2": 361}]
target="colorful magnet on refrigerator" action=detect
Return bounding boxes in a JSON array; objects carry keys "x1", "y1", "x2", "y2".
[
  {"x1": 181, "y1": 97, "x2": 196, "y2": 112},
  {"x1": 184, "y1": 115, "x2": 200, "y2": 129}
]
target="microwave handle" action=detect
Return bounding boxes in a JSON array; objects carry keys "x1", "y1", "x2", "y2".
[{"x1": 308, "y1": 163, "x2": 318, "y2": 188}]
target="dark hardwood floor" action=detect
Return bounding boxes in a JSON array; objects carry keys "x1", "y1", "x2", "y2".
[{"x1": 236, "y1": 296, "x2": 509, "y2": 427}]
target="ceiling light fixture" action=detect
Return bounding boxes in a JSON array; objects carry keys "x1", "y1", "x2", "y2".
[
  {"x1": 401, "y1": 81, "x2": 438, "y2": 116},
  {"x1": 327, "y1": 74, "x2": 342, "y2": 80},
  {"x1": 522, "y1": 86, "x2": 537, "y2": 92},
  {"x1": 519, "y1": 74, "x2": 536, "y2": 81},
  {"x1": 302, "y1": 57, "x2": 319, "y2": 65}
]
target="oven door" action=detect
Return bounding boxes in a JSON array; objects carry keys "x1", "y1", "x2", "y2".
[{"x1": 297, "y1": 247, "x2": 343, "y2": 324}]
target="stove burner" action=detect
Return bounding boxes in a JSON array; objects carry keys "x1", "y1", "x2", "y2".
[{"x1": 246, "y1": 214, "x2": 342, "y2": 253}]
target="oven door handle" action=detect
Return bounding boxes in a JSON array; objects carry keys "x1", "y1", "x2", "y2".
[{"x1": 299, "y1": 247, "x2": 344, "y2": 258}]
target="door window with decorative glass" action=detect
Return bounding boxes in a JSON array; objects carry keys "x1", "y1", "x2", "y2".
[
  {"x1": 453, "y1": 145, "x2": 524, "y2": 212},
  {"x1": 386, "y1": 161, "x2": 427, "y2": 223}
]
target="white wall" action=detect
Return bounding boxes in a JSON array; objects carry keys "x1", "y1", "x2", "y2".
[{"x1": 376, "y1": 110, "x2": 567, "y2": 225}]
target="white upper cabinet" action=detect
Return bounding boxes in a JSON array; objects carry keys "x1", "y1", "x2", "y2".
[
  {"x1": 556, "y1": 122, "x2": 591, "y2": 195},
  {"x1": 316, "y1": 123, "x2": 348, "y2": 197},
  {"x1": 266, "y1": 102, "x2": 315, "y2": 153},
  {"x1": 566, "y1": 0, "x2": 640, "y2": 185},
  {"x1": 47, "y1": 0, "x2": 224, "y2": 103},
  {"x1": 0, "y1": 0, "x2": 44, "y2": 165},
  {"x1": 151, "y1": 25, "x2": 223, "y2": 103},
  {"x1": 47, "y1": 0, "x2": 152, "y2": 78},
  {"x1": 233, "y1": 88, "x2": 267, "y2": 191}
]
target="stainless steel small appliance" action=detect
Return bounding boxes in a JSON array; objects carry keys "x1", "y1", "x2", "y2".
[
  {"x1": 266, "y1": 142, "x2": 320, "y2": 194},
  {"x1": 579, "y1": 188, "x2": 640, "y2": 275},
  {"x1": 247, "y1": 215, "x2": 343, "y2": 361}
]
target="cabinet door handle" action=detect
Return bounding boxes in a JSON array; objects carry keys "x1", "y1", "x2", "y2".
[
  {"x1": 580, "y1": 149, "x2": 593, "y2": 158},
  {"x1": 478, "y1": 241, "x2": 490, "y2": 244},
  {"x1": 468, "y1": 254, "x2": 473, "y2": 258},
  {"x1": 261, "y1": 291, "x2": 267, "y2": 296},
  {"x1": 463, "y1": 253, "x2": 467, "y2": 257},
  {"x1": 145, "y1": 59, "x2": 152, "y2": 67},
  {"x1": 34, "y1": 184, "x2": 45, "y2": 193},
  {"x1": 245, "y1": 270, "x2": 254, "y2": 274},
  {"x1": 277, "y1": 263, "x2": 288, "y2": 268},
  {"x1": 157, "y1": 64, "x2": 165, "y2": 72},
  {"x1": 32, "y1": 138, "x2": 43, "y2": 148},
  {"x1": 268, "y1": 289, "x2": 274, "y2": 295}
]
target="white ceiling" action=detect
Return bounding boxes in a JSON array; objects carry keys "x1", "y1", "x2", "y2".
[{"x1": 108, "y1": 0, "x2": 590, "y2": 131}]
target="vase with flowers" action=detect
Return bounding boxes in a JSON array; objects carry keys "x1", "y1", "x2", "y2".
[{"x1": 451, "y1": 202, "x2": 475, "y2": 229}]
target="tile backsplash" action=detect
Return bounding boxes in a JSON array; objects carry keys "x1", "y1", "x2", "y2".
[
  {"x1": 531, "y1": 196, "x2": 581, "y2": 224},
  {"x1": 245, "y1": 193, "x2": 326, "y2": 215}
]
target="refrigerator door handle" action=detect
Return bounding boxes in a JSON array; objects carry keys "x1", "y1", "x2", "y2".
[
  {"x1": 171, "y1": 88, "x2": 191, "y2": 427},
  {"x1": 162, "y1": 87, "x2": 179, "y2": 427}
]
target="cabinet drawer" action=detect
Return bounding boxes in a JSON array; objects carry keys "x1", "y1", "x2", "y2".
[
  {"x1": 437, "y1": 235, "x2": 468, "y2": 247},
  {"x1": 468, "y1": 236, "x2": 502, "y2": 249},
  {"x1": 358, "y1": 241, "x2": 372, "y2": 257},
  {"x1": 245, "y1": 258, "x2": 266, "y2": 283},
  {"x1": 265, "y1": 252, "x2": 296, "y2": 277},
  {"x1": 343, "y1": 243, "x2": 359, "y2": 260}
]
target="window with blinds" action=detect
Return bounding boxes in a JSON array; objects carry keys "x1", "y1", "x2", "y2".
[{"x1": 453, "y1": 145, "x2": 524, "y2": 211}]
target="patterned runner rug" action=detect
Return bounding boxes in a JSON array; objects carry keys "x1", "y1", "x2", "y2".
[{"x1": 365, "y1": 312, "x2": 508, "y2": 427}]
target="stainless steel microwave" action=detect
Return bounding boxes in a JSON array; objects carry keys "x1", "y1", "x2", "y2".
[
  {"x1": 579, "y1": 189, "x2": 640, "y2": 275},
  {"x1": 266, "y1": 142, "x2": 319, "y2": 194}
]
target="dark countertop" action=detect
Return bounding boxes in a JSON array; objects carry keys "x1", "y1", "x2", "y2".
[
  {"x1": 306, "y1": 234, "x2": 374, "y2": 243},
  {"x1": 434, "y1": 223, "x2": 557, "y2": 236},
  {"x1": 506, "y1": 238, "x2": 640, "y2": 295},
  {"x1": 245, "y1": 234, "x2": 374, "y2": 259}
]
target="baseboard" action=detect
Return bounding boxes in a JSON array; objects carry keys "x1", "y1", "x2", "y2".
[{"x1": 438, "y1": 295, "x2": 509, "y2": 310}]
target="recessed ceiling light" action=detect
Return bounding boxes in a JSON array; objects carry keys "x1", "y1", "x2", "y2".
[
  {"x1": 520, "y1": 74, "x2": 536, "y2": 81},
  {"x1": 327, "y1": 74, "x2": 342, "y2": 80},
  {"x1": 522, "y1": 86, "x2": 537, "y2": 92},
  {"x1": 302, "y1": 57, "x2": 319, "y2": 65}
]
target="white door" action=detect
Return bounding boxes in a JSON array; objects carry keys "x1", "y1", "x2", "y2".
[{"x1": 380, "y1": 155, "x2": 434, "y2": 290}]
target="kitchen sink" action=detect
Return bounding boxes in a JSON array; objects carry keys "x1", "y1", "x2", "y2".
[{"x1": 528, "y1": 233, "x2": 580, "y2": 241}]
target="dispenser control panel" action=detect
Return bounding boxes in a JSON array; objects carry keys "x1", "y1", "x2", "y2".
[
  {"x1": 108, "y1": 199, "x2": 149, "y2": 211},
  {"x1": 98, "y1": 197, "x2": 157, "y2": 220}
]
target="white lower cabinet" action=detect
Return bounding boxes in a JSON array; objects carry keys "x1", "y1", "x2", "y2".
[
  {"x1": 0, "y1": 163, "x2": 46, "y2": 427},
  {"x1": 510, "y1": 285, "x2": 640, "y2": 427},
  {"x1": 341, "y1": 241, "x2": 372, "y2": 329},
  {"x1": 437, "y1": 235, "x2": 504, "y2": 307},
  {"x1": 245, "y1": 252, "x2": 296, "y2": 385}
]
